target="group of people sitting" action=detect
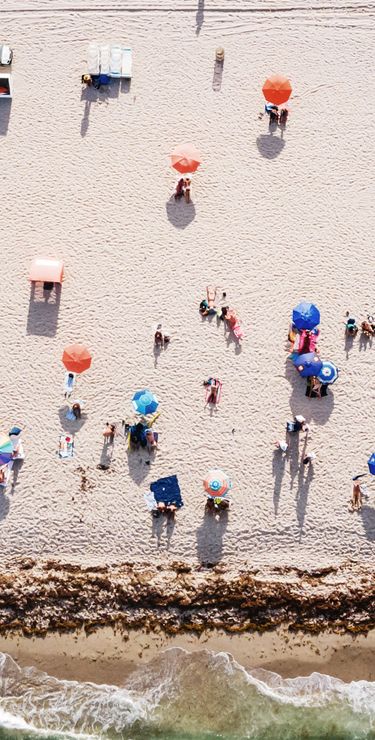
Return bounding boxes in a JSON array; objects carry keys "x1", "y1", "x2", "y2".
[
  {"x1": 345, "y1": 312, "x2": 375, "y2": 338},
  {"x1": 205, "y1": 496, "x2": 230, "y2": 512},
  {"x1": 288, "y1": 325, "x2": 326, "y2": 398},
  {"x1": 125, "y1": 420, "x2": 158, "y2": 452},
  {"x1": 174, "y1": 176, "x2": 192, "y2": 203},
  {"x1": 0, "y1": 427, "x2": 24, "y2": 490},
  {"x1": 199, "y1": 286, "x2": 244, "y2": 342},
  {"x1": 265, "y1": 103, "x2": 289, "y2": 127},
  {"x1": 154, "y1": 323, "x2": 171, "y2": 347}
]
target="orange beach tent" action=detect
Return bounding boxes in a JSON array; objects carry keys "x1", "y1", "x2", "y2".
[{"x1": 262, "y1": 75, "x2": 292, "y2": 106}]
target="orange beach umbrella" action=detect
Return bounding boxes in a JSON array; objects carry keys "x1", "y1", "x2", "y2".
[
  {"x1": 170, "y1": 143, "x2": 201, "y2": 174},
  {"x1": 62, "y1": 344, "x2": 92, "y2": 374},
  {"x1": 262, "y1": 75, "x2": 292, "y2": 106}
]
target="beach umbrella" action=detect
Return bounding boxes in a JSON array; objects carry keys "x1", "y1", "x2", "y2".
[
  {"x1": 170, "y1": 143, "x2": 201, "y2": 174},
  {"x1": 203, "y1": 469, "x2": 232, "y2": 498},
  {"x1": 132, "y1": 389, "x2": 159, "y2": 415},
  {"x1": 62, "y1": 344, "x2": 92, "y2": 374},
  {"x1": 317, "y1": 361, "x2": 339, "y2": 385},
  {"x1": 368, "y1": 454, "x2": 375, "y2": 475},
  {"x1": 0, "y1": 435, "x2": 13, "y2": 465},
  {"x1": 293, "y1": 352, "x2": 323, "y2": 377},
  {"x1": 262, "y1": 75, "x2": 292, "y2": 106},
  {"x1": 292, "y1": 302, "x2": 320, "y2": 331}
]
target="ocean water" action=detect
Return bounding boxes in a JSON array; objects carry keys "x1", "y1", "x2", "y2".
[{"x1": 0, "y1": 648, "x2": 374, "y2": 740}]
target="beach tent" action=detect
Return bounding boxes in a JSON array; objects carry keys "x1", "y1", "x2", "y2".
[
  {"x1": 262, "y1": 75, "x2": 292, "y2": 105},
  {"x1": 29, "y1": 258, "x2": 64, "y2": 284},
  {"x1": 170, "y1": 143, "x2": 201, "y2": 174},
  {"x1": 150, "y1": 475, "x2": 183, "y2": 508}
]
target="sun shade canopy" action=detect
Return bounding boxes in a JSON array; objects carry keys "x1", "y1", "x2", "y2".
[{"x1": 29, "y1": 258, "x2": 64, "y2": 284}]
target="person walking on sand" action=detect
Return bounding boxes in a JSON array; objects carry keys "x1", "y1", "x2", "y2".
[
  {"x1": 349, "y1": 481, "x2": 363, "y2": 512},
  {"x1": 274, "y1": 440, "x2": 288, "y2": 453},
  {"x1": 103, "y1": 423, "x2": 116, "y2": 444},
  {"x1": 286, "y1": 415, "x2": 310, "y2": 434}
]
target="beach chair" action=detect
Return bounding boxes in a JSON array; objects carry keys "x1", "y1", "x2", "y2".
[
  {"x1": 87, "y1": 43, "x2": 99, "y2": 75},
  {"x1": 121, "y1": 47, "x2": 132, "y2": 79},
  {"x1": 110, "y1": 44, "x2": 122, "y2": 77},
  {"x1": 100, "y1": 44, "x2": 110, "y2": 74},
  {"x1": 58, "y1": 434, "x2": 75, "y2": 459}
]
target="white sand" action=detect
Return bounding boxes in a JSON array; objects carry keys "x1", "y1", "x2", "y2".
[{"x1": 0, "y1": 0, "x2": 374, "y2": 568}]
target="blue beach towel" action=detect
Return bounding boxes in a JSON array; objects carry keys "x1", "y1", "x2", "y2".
[{"x1": 150, "y1": 475, "x2": 183, "y2": 508}]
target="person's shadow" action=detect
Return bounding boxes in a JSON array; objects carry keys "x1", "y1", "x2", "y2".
[
  {"x1": 98, "y1": 440, "x2": 114, "y2": 470},
  {"x1": 196, "y1": 0, "x2": 204, "y2": 35},
  {"x1": 0, "y1": 494, "x2": 10, "y2": 520},
  {"x1": 272, "y1": 449, "x2": 287, "y2": 515},
  {"x1": 58, "y1": 406, "x2": 87, "y2": 434},
  {"x1": 196, "y1": 507, "x2": 228, "y2": 565},
  {"x1": 359, "y1": 331, "x2": 372, "y2": 352},
  {"x1": 212, "y1": 59, "x2": 224, "y2": 92},
  {"x1": 344, "y1": 331, "x2": 356, "y2": 359},
  {"x1": 151, "y1": 512, "x2": 175, "y2": 548},
  {"x1": 256, "y1": 134, "x2": 285, "y2": 159},
  {"x1": 360, "y1": 505, "x2": 375, "y2": 542},
  {"x1": 288, "y1": 433, "x2": 300, "y2": 490},
  {"x1": 296, "y1": 454, "x2": 315, "y2": 541},
  {"x1": 0, "y1": 100, "x2": 12, "y2": 136},
  {"x1": 10, "y1": 459, "x2": 24, "y2": 493},
  {"x1": 166, "y1": 196, "x2": 196, "y2": 229},
  {"x1": 127, "y1": 448, "x2": 151, "y2": 484}
]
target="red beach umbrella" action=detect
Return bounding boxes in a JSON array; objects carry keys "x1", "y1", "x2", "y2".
[
  {"x1": 262, "y1": 75, "x2": 292, "y2": 106},
  {"x1": 62, "y1": 344, "x2": 92, "y2": 374},
  {"x1": 170, "y1": 143, "x2": 201, "y2": 174}
]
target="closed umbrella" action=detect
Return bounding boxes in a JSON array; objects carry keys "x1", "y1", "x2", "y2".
[
  {"x1": 170, "y1": 143, "x2": 201, "y2": 174},
  {"x1": 0, "y1": 435, "x2": 13, "y2": 465},
  {"x1": 294, "y1": 352, "x2": 323, "y2": 378},
  {"x1": 203, "y1": 469, "x2": 232, "y2": 498},
  {"x1": 62, "y1": 344, "x2": 92, "y2": 374},
  {"x1": 292, "y1": 302, "x2": 320, "y2": 331},
  {"x1": 262, "y1": 75, "x2": 292, "y2": 106},
  {"x1": 132, "y1": 389, "x2": 159, "y2": 416},
  {"x1": 317, "y1": 361, "x2": 339, "y2": 385}
]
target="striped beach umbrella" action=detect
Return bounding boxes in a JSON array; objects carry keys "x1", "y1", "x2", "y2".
[
  {"x1": 0, "y1": 435, "x2": 13, "y2": 465},
  {"x1": 132, "y1": 389, "x2": 159, "y2": 416},
  {"x1": 203, "y1": 469, "x2": 232, "y2": 498},
  {"x1": 317, "y1": 361, "x2": 339, "y2": 385}
]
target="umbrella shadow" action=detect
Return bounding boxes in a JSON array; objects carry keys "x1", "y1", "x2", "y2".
[
  {"x1": 285, "y1": 359, "x2": 334, "y2": 425},
  {"x1": 10, "y1": 458, "x2": 24, "y2": 493},
  {"x1": 26, "y1": 283, "x2": 61, "y2": 337},
  {"x1": 272, "y1": 449, "x2": 287, "y2": 515},
  {"x1": 212, "y1": 59, "x2": 224, "y2": 92},
  {"x1": 166, "y1": 196, "x2": 196, "y2": 229},
  {"x1": 196, "y1": 508, "x2": 228, "y2": 565},
  {"x1": 296, "y1": 461, "x2": 314, "y2": 542},
  {"x1": 58, "y1": 406, "x2": 87, "y2": 434},
  {"x1": 195, "y1": 0, "x2": 204, "y2": 35},
  {"x1": 360, "y1": 505, "x2": 375, "y2": 542},
  {"x1": 127, "y1": 449, "x2": 151, "y2": 484},
  {"x1": 256, "y1": 134, "x2": 285, "y2": 159}
]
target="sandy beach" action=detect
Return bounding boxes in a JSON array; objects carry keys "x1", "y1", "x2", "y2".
[{"x1": 0, "y1": 1, "x2": 374, "y2": 574}]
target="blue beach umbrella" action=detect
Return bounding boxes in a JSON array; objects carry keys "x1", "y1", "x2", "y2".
[
  {"x1": 132, "y1": 389, "x2": 159, "y2": 415},
  {"x1": 292, "y1": 302, "x2": 320, "y2": 331},
  {"x1": 293, "y1": 352, "x2": 323, "y2": 377},
  {"x1": 317, "y1": 361, "x2": 339, "y2": 385},
  {"x1": 368, "y1": 454, "x2": 375, "y2": 476}
]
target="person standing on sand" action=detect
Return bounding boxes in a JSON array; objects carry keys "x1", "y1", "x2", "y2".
[{"x1": 303, "y1": 452, "x2": 316, "y2": 465}]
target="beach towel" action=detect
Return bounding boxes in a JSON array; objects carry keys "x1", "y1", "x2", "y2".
[
  {"x1": 150, "y1": 475, "x2": 183, "y2": 508},
  {"x1": 58, "y1": 435, "x2": 75, "y2": 459}
]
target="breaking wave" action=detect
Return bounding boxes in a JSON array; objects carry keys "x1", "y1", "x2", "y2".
[{"x1": 0, "y1": 648, "x2": 375, "y2": 739}]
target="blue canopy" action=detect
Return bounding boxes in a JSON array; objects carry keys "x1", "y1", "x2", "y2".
[
  {"x1": 150, "y1": 475, "x2": 183, "y2": 508},
  {"x1": 368, "y1": 454, "x2": 375, "y2": 476},
  {"x1": 292, "y1": 302, "x2": 320, "y2": 331},
  {"x1": 293, "y1": 352, "x2": 323, "y2": 377}
]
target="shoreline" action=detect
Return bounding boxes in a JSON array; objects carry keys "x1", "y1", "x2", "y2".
[
  {"x1": 1, "y1": 624, "x2": 375, "y2": 685},
  {"x1": 0, "y1": 559, "x2": 374, "y2": 637}
]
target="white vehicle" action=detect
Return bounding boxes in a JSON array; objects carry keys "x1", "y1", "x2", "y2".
[{"x1": 0, "y1": 44, "x2": 13, "y2": 66}]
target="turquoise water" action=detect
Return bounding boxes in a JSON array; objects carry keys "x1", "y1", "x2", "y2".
[{"x1": 0, "y1": 648, "x2": 374, "y2": 739}]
